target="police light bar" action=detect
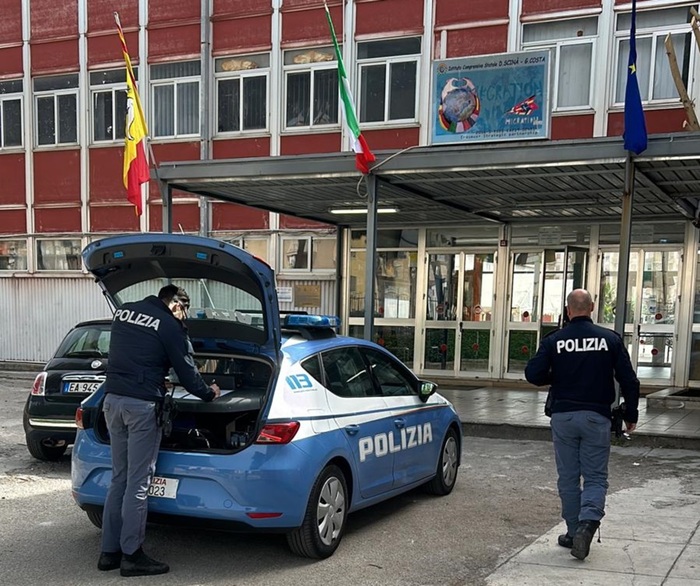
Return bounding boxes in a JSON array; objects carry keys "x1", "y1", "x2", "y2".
[{"x1": 283, "y1": 314, "x2": 340, "y2": 329}]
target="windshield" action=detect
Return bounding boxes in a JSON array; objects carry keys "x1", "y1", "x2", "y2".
[{"x1": 114, "y1": 278, "x2": 266, "y2": 330}]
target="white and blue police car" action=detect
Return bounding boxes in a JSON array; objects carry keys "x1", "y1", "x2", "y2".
[{"x1": 71, "y1": 233, "x2": 462, "y2": 559}]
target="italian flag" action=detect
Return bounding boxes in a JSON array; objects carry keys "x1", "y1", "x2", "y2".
[{"x1": 324, "y1": 4, "x2": 375, "y2": 174}]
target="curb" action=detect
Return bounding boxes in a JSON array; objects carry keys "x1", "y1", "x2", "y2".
[{"x1": 460, "y1": 422, "x2": 700, "y2": 451}]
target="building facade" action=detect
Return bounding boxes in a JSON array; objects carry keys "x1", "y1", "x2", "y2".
[{"x1": 1, "y1": 0, "x2": 700, "y2": 389}]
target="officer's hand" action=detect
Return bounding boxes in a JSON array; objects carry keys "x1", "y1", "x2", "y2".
[
  {"x1": 210, "y1": 383, "x2": 221, "y2": 399},
  {"x1": 624, "y1": 421, "x2": 636, "y2": 434}
]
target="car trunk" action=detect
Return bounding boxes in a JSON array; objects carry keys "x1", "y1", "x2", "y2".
[{"x1": 95, "y1": 354, "x2": 274, "y2": 453}]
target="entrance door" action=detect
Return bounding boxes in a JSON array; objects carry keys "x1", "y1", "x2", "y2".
[
  {"x1": 505, "y1": 247, "x2": 588, "y2": 376},
  {"x1": 598, "y1": 248, "x2": 681, "y2": 384},
  {"x1": 423, "y1": 251, "x2": 496, "y2": 376}
]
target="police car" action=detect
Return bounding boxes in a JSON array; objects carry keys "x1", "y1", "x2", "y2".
[{"x1": 71, "y1": 233, "x2": 462, "y2": 559}]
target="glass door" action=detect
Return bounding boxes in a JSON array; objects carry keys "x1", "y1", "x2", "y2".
[
  {"x1": 505, "y1": 247, "x2": 587, "y2": 376},
  {"x1": 424, "y1": 251, "x2": 495, "y2": 376},
  {"x1": 598, "y1": 248, "x2": 681, "y2": 384}
]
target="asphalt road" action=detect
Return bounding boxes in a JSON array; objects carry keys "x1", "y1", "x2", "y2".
[{"x1": 2, "y1": 371, "x2": 699, "y2": 586}]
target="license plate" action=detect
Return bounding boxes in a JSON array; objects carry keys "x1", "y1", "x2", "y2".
[
  {"x1": 62, "y1": 381, "x2": 101, "y2": 394},
  {"x1": 148, "y1": 476, "x2": 179, "y2": 499}
]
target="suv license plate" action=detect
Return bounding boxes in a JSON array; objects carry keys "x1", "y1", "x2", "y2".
[
  {"x1": 63, "y1": 382, "x2": 101, "y2": 394},
  {"x1": 148, "y1": 477, "x2": 179, "y2": 499}
]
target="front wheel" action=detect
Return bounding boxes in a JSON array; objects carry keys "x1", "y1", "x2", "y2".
[
  {"x1": 286, "y1": 464, "x2": 348, "y2": 559},
  {"x1": 424, "y1": 428, "x2": 459, "y2": 495}
]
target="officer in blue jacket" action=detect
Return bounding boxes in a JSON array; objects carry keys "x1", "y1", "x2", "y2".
[
  {"x1": 98, "y1": 284, "x2": 220, "y2": 577},
  {"x1": 525, "y1": 289, "x2": 639, "y2": 561}
]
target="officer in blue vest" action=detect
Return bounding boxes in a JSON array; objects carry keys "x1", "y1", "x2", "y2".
[
  {"x1": 525, "y1": 288, "x2": 639, "y2": 561},
  {"x1": 98, "y1": 284, "x2": 220, "y2": 577}
]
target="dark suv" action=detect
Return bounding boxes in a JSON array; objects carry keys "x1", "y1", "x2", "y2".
[{"x1": 23, "y1": 319, "x2": 111, "y2": 460}]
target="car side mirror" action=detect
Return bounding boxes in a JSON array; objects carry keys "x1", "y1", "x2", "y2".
[{"x1": 418, "y1": 380, "x2": 437, "y2": 402}]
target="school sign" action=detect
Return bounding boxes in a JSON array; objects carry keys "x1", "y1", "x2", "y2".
[{"x1": 430, "y1": 50, "x2": 551, "y2": 145}]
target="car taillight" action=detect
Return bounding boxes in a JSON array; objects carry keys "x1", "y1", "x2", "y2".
[
  {"x1": 31, "y1": 372, "x2": 47, "y2": 396},
  {"x1": 75, "y1": 407, "x2": 84, "y2": 430},
  {"x1": 255, "y1": 422, "x2": 300, "y2": 444}
]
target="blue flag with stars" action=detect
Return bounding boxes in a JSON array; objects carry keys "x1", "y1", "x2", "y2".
[{"x1": 624, "y1": 0, "x2": 647, "y2": 154}]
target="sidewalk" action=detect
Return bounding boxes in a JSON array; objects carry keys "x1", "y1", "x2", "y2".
[
  {"x1": 439, "y1": 387, "x2": 700, "y2": 586},
  {"x1": 439, "y1": 386, "x2": 700, "y2": 450}
]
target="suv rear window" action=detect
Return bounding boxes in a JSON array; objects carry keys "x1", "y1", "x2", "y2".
[{"x1": 55, "y1": 325, "x2": 111, "y2": 358}]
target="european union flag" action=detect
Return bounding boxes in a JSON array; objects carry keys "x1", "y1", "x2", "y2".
[{"x1": 623, "y1": 0, "x2": 647, "y2": 154}]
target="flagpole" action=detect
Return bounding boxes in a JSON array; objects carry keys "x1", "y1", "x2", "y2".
[
  {"x1": 614, "y1": 152, "x2": 634, "y2": 339},
  {"x1": 363, "y1": 175, "x2": 379, "y2": 341}
]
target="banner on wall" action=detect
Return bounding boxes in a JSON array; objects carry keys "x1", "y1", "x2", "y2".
[{"x1": 430, "y1": 50, "x2": 551, "y2": 145}]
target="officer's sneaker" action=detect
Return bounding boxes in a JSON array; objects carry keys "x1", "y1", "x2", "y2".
[
  {"x1": 557, "y1": 533, "x2": 573, "y2": 549},
  {"x1": 120, "y1": 548, "x2": 169, "y2": 577},
  {"x1": 571, "y1": 520, "x2": 600, "y2": 560},
  {"x1": 97, "y1": 550, "x2": 122, "y2": 571}
]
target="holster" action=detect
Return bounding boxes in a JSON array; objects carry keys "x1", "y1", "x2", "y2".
[
  {"x1": 157, "y1": 392, "x2": 178, "y2": 438},
  {"x1": 611, "y1": 402, "x2": 626, "y2": 438}
]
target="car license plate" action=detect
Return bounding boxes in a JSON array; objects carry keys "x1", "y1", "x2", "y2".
[
  {"x1": 147, "y1": 477, "x2": 179, "y2": 499},
  {"x1": 62, "y1": 381, "x2": 101, "y2": 394}
]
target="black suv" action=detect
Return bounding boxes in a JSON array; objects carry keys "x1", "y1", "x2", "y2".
[{"x1": 23, "y1": 319, "x2": 111, "y2": 460}]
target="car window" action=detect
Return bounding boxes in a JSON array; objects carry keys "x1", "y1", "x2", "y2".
[
  {"x1": 362, "y1": 348, "x2": 416, "y2": 397},
  {"x1": 56, "y1": 326, "x2": 110, "y2": 358},
  {"x1": 321, "y1": 347, "x2": 376, "y2": 398},
  {"x1": 301, "y1": 355, "x2": 323, "y2": 385}
]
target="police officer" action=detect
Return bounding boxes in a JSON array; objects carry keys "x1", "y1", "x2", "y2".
[
  {"x1": 525, "y1": 288, "x2": 639, "y2": 561},
  {"x1": 98, "y1": 284, "x2": 220, "y2": 577}
]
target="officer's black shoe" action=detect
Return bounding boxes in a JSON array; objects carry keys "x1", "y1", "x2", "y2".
[
  {"x1": 97, "y1": 550, "x2": 122, "y2": 571},
  {"x1": 120, "y1": 548, "x2": 169, "y2": 577},
  {"x1": 571, "y1": 520, "x2": 600, "y2": 560},
  {"x1": 557, "y1": 533, "x2": 573, "y2": 549}
]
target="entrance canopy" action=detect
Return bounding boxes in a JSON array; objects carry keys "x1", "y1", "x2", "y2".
[{"x1": 156, "y1": 132, "x2": 700, "y2": 228}]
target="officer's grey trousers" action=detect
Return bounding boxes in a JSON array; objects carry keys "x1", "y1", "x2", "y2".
[
  {"x1": 101, "y1": 393, "x2": 162, "y2": 555},
  {"x1": 551, "y1": 410, "x2": 611, "y2": 537}
]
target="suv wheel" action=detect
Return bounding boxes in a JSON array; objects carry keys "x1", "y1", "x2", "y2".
[{"x1": 26, "y1": 435, "x2": 68, "y2": 461}]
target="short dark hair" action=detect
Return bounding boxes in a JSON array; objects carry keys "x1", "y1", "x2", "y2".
[{"x1": 158, "y1": 285, "x2": 189, "y2": 308}]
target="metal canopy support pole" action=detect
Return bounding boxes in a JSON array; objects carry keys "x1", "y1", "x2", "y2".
[
  {"x1": 363, "y1": 174, "x2": 379, "y2": 341},
  {"x1": 614, "y1": 153, "x2": 635, "y2": 338},
  {"x1": 162, "y1": 182, "x2": 173, "y2": 234}
]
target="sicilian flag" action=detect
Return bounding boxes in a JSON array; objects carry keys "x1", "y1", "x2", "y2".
[
  {"x1": 115, "y1": 12, "x2": 149, "y2": 215},
  {"x1": 623, "y1": 0, "x2": 647, "y2": 154},
  {"x1": 324, "y1": 4, "x2": 375, "y2": 174}
]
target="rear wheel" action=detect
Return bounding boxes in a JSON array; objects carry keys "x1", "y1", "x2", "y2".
[
  {"x1": 86, "y1": 508, "x2": 103, "y2": 529},
  {"x1": 424, "y1": 428, "x2": 459, "y2": 495},
  {"x1": 26, "y1": 435, "x2": 68, "y2": 461},
  {"x1": 286, "y1": 464, "x2": 348, "y2": 559}
]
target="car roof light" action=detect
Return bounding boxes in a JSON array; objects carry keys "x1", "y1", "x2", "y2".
[
  {"x1": 255, "y1": 421, "x2": 300, "y2": 444},
  {"x1": 31, "y1": 372, "x2": 47, "y2": 396},
  {"x1": 282, "y1": 314, "x2": 340, "y2": 329}
]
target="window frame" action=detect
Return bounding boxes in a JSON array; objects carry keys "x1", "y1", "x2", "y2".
[
  {"x1": 279, "y1": 235, "x2": 336, "y2": 274},
  {"x1": 150, "y1": 62, "x2": 201, "y2": 139},
  {"x1": 612, "y1": 9, "x2": 696, "y2": 107},
  {"x1": 0, "y1": 238, "x2": 28, "y2": 271},
  {"x1": 521, "y1": 15, "x2": 600, "y2": 113},
  {"x1": 35, "y1": 238, "x2": 83, "y2": 272},
  {"x1": 356, "y1": 38, "x2": 421, "y2": 126},
  {"x1": 0, "y1": 81, "x2": 23, "y2": 149},
  {"x1": 361, "y1": 347, "x2": 418, "y2": 397},
  {"x1": 90, "y1": 69, "x2": 130, "y2": 144},
  {"x1": 34, "y1": 75, "x2": 79, "y2": 147},
  {"x1": 215, "y1": 54, "x2": 270, "y2": 136},
  {"x1": 282, "y1": 47, "x2": 340, "y2": 132}
]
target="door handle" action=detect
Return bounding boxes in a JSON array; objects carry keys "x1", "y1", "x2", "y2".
[
  {"x1": 637, "y1": 324, "x2": 641, "y2": 336},
  {"x1": 344, "y1": 424, "x2": 360, "y2": 436},
  {"x1": 394, "y1": 418, "x2": 406, "y2": 429}
]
